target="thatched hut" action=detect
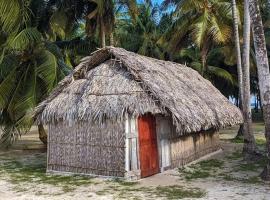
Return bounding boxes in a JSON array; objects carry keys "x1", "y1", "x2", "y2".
[{"x1": 35, "y1": 47, "x2": 242, "y2": 179}]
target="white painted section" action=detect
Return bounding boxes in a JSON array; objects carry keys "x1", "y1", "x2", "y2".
[
  {"x1": 156, "y1": 116, "x2": 172, "y2": 171},
  {"x1": 125, "y1": 115, "x2": 139, "y2": 172},
  {"x1": 125, "y1": 116, "x2": 130, "y2": 172},
  {"x1": 160, "y1": 139, "x2": 170, "y2": 168}
]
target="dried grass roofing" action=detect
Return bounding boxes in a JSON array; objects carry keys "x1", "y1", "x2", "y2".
[{"x1": 35, "y1": 47, "x2": 243, "y2": 133}]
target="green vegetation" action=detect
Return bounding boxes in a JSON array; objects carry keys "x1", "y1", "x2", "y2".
[
  {"x1": 97, "y1": 183, "x2": 206, "y2": 199},
  {"x1": 155, "y1": 185, "x2": 206, "y2": 199},
  {"x1": 0, "y1": 153, "x2": 96, "y2": 193},
  {"x1": 230, "y1": 137, "x2": 266, "y2": 147},
  {"x1": 0, "y1": 0, "x2": 269, "y2": 148},
  {"x1": 0, "y1": 152, "x2": 207, "y2": 198},
  {"x1": 220, "y1": 174, "x2": 262, "y2": 184},
  {"x1": 179, "y1": 159, "x2": 224, "y2": 180}
]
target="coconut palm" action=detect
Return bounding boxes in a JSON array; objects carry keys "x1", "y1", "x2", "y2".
[
  {"x1": 86, "y1": 0, "x2": 115, "y2": 47},
  {"x1": 115, "y1": 3, "x2": 164, "y2": 59},
  {"x1": 0, "y1": 0, "x2": 70, "y2": 147},
  {"x1": 178, "y1": 46, "x2": 235, "y2": 85},
  {"x1": 241, "y1": 0, "x2": 257, "y2": 158},
  {"x1": 231, "y1": 0, "x2": 243, "y2": 106},
  {"x1": 161, "y1": 0, "x2": 233, "y2": 75},
  {"x1": 249, "y1": 0, "x2": 270, "y2": 180}
]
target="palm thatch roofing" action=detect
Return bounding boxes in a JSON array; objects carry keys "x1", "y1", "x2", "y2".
[{"x1": 35, "y1": 47, "x2": 243, "y2": 134}]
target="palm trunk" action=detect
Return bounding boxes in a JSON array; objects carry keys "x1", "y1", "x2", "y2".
[
  {"x1": 242, "y1": 0, "x2": 257, "y2": 158},
  {"x1": 200, "y1": 43, "x2": 209, "y2": 77},
  {"x1": 249, "y1": 0, "x2": 270, "y2": 180},
  {"x1": 110, "y1": 33, "x2": 114, "y2": 46},
  {"x1": 232, "y1": 0, "x2": 244, "y2": 104},
  {"x1": 38, "y1": 124, "x2": 47, "y2": 145},
  {"x1": 100, "y1": 17, "x2": 106, "y2": 48},
  {"x1": 232, "y1": 0, "x2": 244, "y2": 139}
]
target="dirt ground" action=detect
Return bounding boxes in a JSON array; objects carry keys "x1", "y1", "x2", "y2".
[{"x1": 0, "y1": 124, "x2": 270, "y2": 200}]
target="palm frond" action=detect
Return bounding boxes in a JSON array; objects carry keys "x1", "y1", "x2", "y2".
[
  {"x1": 192, "y1": 11, "x2": 209, "y2": 47},
  {"x1": 209, "y1": 16, "x2": 231, "y2": 44},
  {"x1": 190, "y1": 61, "x2": 203, "y2": 72},
  {"x1": 8, "y1": 28, "x2": 42, "y2": 50},
  {"x1": 37, "y1": 50, "x2": 58, "y2": 92},
  {"x1": 207, "y1": 65, "x2": 234, "y2": 84},
  {"x1": 50, "y1": 9, "x2": 69, "y2": 39},
  {"x1": 0, "y1": 0, "x2": 30, "y2": 32},
  {"x1": 0, "y1": 67, "x2": 17, "y2": 109},
  {"x1": 0, "y1": 54, "x2": 19, "y2": 78}
]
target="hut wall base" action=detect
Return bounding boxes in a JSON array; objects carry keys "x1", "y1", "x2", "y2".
[{"x1": 170, "y1": 130, "x2": 220, "y2": 168}]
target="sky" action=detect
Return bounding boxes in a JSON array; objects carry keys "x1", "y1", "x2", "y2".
[{"x1": 138, "y1": 0, "x2": 163, "y2": 5}]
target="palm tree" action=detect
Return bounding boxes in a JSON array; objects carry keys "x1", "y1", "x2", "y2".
[
  {"x1": 0, "y1": 0, "x2": 70, "y2": 147},
  {"x1": 241, "y1": 0, "x2": 257, "y2": 158},
  {"x1": 115, "y1": 3, "x2": 164, "y2": 59},
  {"x1": 178, "y1": 46, "x2": 235, "y2": 84},
  {"x1": 231, "y1": 0, "x2": 243, "y2": 112},
  {"x1": 249, "y1": 0, "x2": 270, "y2": 181},
  {"x1": 87, "y1": 0, "x2": 115, "y2": 47},
  {"x1": 161, "y1": 0, "x2": 233, "y2": 73}
]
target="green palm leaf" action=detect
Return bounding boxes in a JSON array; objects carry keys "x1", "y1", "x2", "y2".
[
  {"x1": 8, "y1": 28, "x2": 42, "y2": 50},
  {"x1": 0, "y1": 67, "x2": 17, "y2": 109},
  {"x1": 37, "y1": 50, "x2": 58, "y2": 92},
  {"x1": 208, "y1": 65, "x2": 234, "y2": 84},
  {"x1": 0, "y1": 0, "x2": 29, "y2": 32}
]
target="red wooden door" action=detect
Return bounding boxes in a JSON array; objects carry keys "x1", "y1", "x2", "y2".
[{"x1": 138, "y1": 114, "x2": 159, "y2": 178}]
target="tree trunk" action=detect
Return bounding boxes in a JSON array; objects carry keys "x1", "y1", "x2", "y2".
[
  {"x1": 38, "y1": 124, "x2": 47, "y2": 145},
  {"x1": 232, "y1": 0, "x2": 244, "y2": 104},
  {"x1": 242, "y1": 0, "x2": 257, "y2": 158},
  {"x1": 232, "y1": 0, "x2": 244, "y2": 139},
  {"x1": 110, "y1": 32, "x2": 114, "y2": 46},
  {"x1": 200, "y1": 43, "x2": 210, "y2": 77},
  {"x1": 249, "y1": 0, "x2": 270, "y2": 180},
  {"x1": 100, "y1": 17, "x2": 106, "y2": 48},
  {"x1": 236, "y1": 100, "x2": 244, "y2": 138}
]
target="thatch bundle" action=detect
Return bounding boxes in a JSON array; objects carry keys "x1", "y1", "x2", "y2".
[{"x1": 35, "y1": 47, "x2": 243, "y2": 134}]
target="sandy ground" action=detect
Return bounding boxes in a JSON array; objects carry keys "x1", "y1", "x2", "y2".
[{"x1": 0, "y1": 125, "x2": 269, "y2": 200}]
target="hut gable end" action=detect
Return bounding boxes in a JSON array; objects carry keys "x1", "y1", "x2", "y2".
[{"x1": 35, "y1": 47, "x2": 243, "y2": 134}]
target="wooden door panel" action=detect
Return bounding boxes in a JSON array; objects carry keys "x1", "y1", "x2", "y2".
[{"x1": 138, "y1": 114, "x2": 159, "y2": 178}]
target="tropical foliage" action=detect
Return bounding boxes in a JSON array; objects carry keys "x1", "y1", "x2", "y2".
[{"x1": 0, "y1": 0, "x2": 270, "y2": 150}]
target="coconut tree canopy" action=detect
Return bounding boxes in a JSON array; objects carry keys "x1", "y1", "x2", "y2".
[{"x1": 35, "y1": 47, "x2": 243, "y2": 134}]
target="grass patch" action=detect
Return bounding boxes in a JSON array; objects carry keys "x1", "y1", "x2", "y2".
[
  {"x1": 111, "y1": 178, "x2": 138, "y2": 187},
  {"x1": 238, "y1": 163, "x2": 258, "y2": 172},
  {"x1": 155, "y1": 185, "x2": 206, "y2": 199},
  {"x1": 244, "y1": 176, "x2": 262, "y2": 184},
  {"x1": 219, "y1": 173, "x2": 263, "y2": 184},
  {"x1": 226, "y1": 150, "x2": 242, "y2": 160},
  {"x1": 179, "y1": 159, "x2": 223, "y2": 180},
  {"x1": 197, "y1": 159, "x2": 224, "y2": 170},
  {"x1": 182, "y1": 169, "x2": 211, "y2": 180},
  {"x1": 256, "y1": 138, "x2": 266, "y2": 146},
  {"x1": 0, "y1": 154, "x2": 96, "y2": 191},
  {"x1": 230, "y1": 137, "x2": 243, "y2": 144},
  {"x1": 229, "y1": 137, "x2": 265, "y2": 147}
]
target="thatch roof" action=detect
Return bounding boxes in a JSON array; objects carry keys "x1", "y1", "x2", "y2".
[{"x1": 35, "y1": 47, "x2": 243, "y2": 134}]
